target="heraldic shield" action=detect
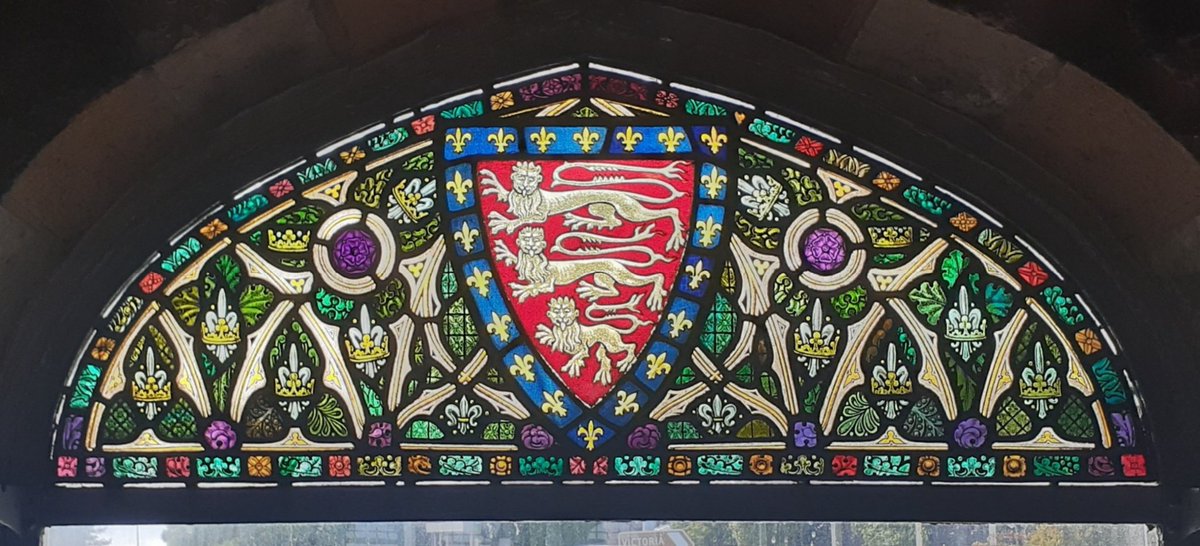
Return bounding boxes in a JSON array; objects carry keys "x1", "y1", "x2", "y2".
[
  {"x1": 478, "y1": 159, "x2": 694, "y2": 405},
  {"x1": 446, "y1": 121, "x2": 728, "y2": 449}
]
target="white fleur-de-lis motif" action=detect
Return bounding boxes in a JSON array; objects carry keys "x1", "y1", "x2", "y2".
[
  {"x1": 388, "y1": 176, "x2": 436, "y2": 224},
  {"x1": 203, "y1": 288, "x2": 240, "y2": 363},
  {"x1": 946, "y1": 286, "x2": 987, "y2": 360},
  {"x1": 277, "y1": 343, "x2": 313, "y2": 419},
  {"x1": 444, "y1": 396, "x2": 484, "y2": 434},
  {"x1": 346, "y1": 304, "x2": 389, "y2": 377},
  {"x1": 871, "y1": 343, "x2": 912, "y2": 419},
  {"x1": 1020, "y1": 342, "x2": 1061, "y2": 419},
  {"x1": 794, "y1": 299, "x2": 839, "y2": 377},
  {"x1": 738, "y1": 174, "x2": 790, "y2": 221},
  {"x1": 696, "y1": 394, "x2": 737, "y2": 434},
  {"x1": 132, "y1": 349, "x2": 169, "y2": 419}
]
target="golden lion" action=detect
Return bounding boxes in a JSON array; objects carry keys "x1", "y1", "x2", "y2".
[
  {"x1": 536, "y1": 297, "x2": 638, "y2": 385},
  {"x1": 480, "y1": 161, "x2": 690, "y2": 252},
  {"x1": 494, "y1": 227, "x2": 669, "y2": 311}
]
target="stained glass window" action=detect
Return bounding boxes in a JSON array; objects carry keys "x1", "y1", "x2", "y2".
[{"x1": 51, "y1": 62, "x2": 1151, "y2": 486}]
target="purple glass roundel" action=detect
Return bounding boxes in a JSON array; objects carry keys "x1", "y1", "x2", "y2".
[
  {"x1": 332, "y1": 229, "x2": 377, "y2": 277},
  {"x1": 803, "y1": 228, "x2": 847, "y2": 272}
]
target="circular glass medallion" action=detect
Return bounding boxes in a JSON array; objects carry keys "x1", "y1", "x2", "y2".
[
  {"x1": 804, "y1": 228, "x2": 847, "y2": 272},
  {"x1": 332, "y1": 229, "x2": 378, "y2": 277}
]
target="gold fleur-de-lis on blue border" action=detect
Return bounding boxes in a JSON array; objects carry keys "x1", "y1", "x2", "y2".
[
  {"x1": 488, "y1": 128, "x2": 515, "y2": 153},
  {"x1": 446, "y1": 128, "x2": 472, "y2": 154},
  {"x1": 614, "y1": 391, "x2": 640, "y2": 416},
  {"x1": 572, "y1": 127, "x2": 600, "y2": 153},
  {"x1": 541, "y1": 390, "x2": 567, "y2": 417},
  {"x1": 530, "y1": 127, "x2": 556, "y2": 153},
  {"x1": 509, "y1": 354, "x2": 535, "y2": 382},
  {"x1": 696, "y1": 215, "x2": 722, "y2": 248},
  {"x1": 658, "y1": 127, "x2": 685, "y2": 153},
  {"x1": 464, "y1": 266, "x2": 491, "y2": 296},
  {"x1": 577, "y1": 420, "x2": 605, "y2": 451},
  {"x1": 615, "y1": 127, "x2": 642, "y2": 152},
  {"x1": 700, "y1": 127, "x2": 727, "y2": 154},
  {"x1": 445, "y1": 170, "x2": 473, "y2": 205},
  {"x1": 486, "y1": 312, "x2": 513, "y2": 343}
]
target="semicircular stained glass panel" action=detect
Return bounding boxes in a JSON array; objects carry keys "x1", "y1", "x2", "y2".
[{"x1": 51, "y1": 62, "x2": 1152, "y2": 486}]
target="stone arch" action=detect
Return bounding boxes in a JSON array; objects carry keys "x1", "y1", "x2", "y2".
[{"x1": 1, "y1": 0, "x2": 1196, "y2": 539}]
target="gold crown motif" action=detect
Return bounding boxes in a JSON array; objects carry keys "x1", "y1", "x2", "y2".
[
  {"x1": 344, "y1": 336, "x2": 389, "y2": 364},
  {"x1": 794, "y1": 331, "x2": 838, "y2": 359},
  {"x1": 391, "y1": 185, "x2": 424, "y2": 223},
  {"x1": 867, "y1": 226, "x2": 913, "y2": 248},
  {"x1": 131, "y1": 378, "x2": 172, "y2": 404},
  {"x1": 946, "y1": 322, "x2": 986, "y2": 342},
  {"x1": 201, "y1": 319, "x2": 240, "y2": 346},
  {"x1": 870, "y1": 344, "x2": 913, "y2": 396},
  {"x1": 1018, "y1": 377, "x2": 1062, "y2": 400},
  {"x1": 275, "y1": 374, "x2": 315, "y2": 398},
  {"x1": 267, "y1": 229, "x2": 311, "y2": 253},
  {"x1": 870, "y1": 372, "x2": 913, "y2": 396}
]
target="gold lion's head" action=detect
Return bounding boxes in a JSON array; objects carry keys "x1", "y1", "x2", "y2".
[
  {"x1": 546, "y1": 297, "x2": 579, "y2": 327},
  {"x1": 515, "y1": 227, "x2": 547, "y2": 255},
  {"x1": 510, "y1": 162, "x2": 542, "y2": 195}
]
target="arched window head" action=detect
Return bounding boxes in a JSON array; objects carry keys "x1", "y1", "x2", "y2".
[{"x1": 52, "y1": 62, "x2": 1151, "y2": 486}]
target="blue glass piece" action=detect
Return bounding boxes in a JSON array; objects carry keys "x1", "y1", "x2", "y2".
[
  {"x1": 696, "y1": 163, "x2": 728, "y2": 201},
  {"x1": 607, "y1": 126, "x2": 693, "y2": 154},
  {"x1": 634, "y1": 341, "x2": 679, "y2": 391},
  {"x1": 461, "y1": 259, "x2": 515, "y2": 350},
  {"x1": 597, "y1": 384, "x2": 648, "y2": 427},
  {"x1": 444, "y1": 164, "x2": 476, "y2": 212},
  {"x1": 677, "y1": 256, "x2": 713, "y2": 298},
  {"x1": 692, "y1": 126, "x2": 729, "y2": 159},
  {"x1": 691, "y1": 204, "x2": 726, "y2": 249},
  {"x1": 659, "y1": 298, "x2": 701, "y2": 344},
  {"x1": 523, "y1": 127, "x2": 607, "y2": 155},
  {"x1": 449, "y1": 216, "x2": 483, "y2": 256},
  {"x1": 443, "y1": 127, "x2": 520, "y2": 160}
]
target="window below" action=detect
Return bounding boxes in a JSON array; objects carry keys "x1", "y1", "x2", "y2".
[{"x1": 44, "y1": 521, "x2": 1162, "y2": 546}]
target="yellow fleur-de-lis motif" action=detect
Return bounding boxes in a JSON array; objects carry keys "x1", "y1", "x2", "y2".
[
  {"x1": 615, "y1": 126, "x2": 643, "y2": 152},
  {"x1": 445, "y1": 169, "x2": 473, "y2": 205},
  {"x1": 572, "y1": 127, "x2": 600, "y2": 153},
  {"x1": 645, "y1": 352, "x2": 671, "y2": 380},
  {"x1": 487, "y1": 128, "x2": 515, "y2": 153},
  {"x1": 684, "y1": 260, "x2": 710, "y2": 290},
  {"x1": 453, "y1": 222, "x2": 479, "y2": 253},
  {"x1": 464, "y1": 266, "x2": 492, "y2": 296},
  {"x1": 700, "y1": 127, "x2": 727, "y2": 154},
  {"x1": 577, "y1": 420, "x2": 605, "y2": 451},
  {"x1": 657, "y1": 127, "x2": 685, "y2": 153},
  {"x1": 667, "y1": 311, "x2": 693, "y2": 339},
  {"x1": 613, "y1": 390, "x2": 640, "y2": 416},
  {"x1": 696, "y1": 215, "x2": 722, "y2": 248},
  {"x1": 700, "y1": 164, "x2": 726, "y2": 199},
  {"x1": 487, "y1": 312, "x2": 513, "y2": 343},
  {"x1": 541, "y1": 390, "x2": 567, "y2": 417},
  {"x1": 446, "y1": 128, "x2": 472, "y2": 154},
  {"x1": 509, "y1": 354, "x2": 535, "y2": 382},
  {"x1": 529, "y1": 127, "x2": 557, "y2": 153}
]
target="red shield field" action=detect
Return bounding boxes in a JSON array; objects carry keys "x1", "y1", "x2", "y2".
[{"x1": 477, "y1": 159, "x2": 694, "y2": 406}]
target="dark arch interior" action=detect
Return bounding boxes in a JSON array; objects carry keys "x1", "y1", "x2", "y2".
[{"x1": 1, "y1": 1, "x2": 1197, "y2": 543}]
